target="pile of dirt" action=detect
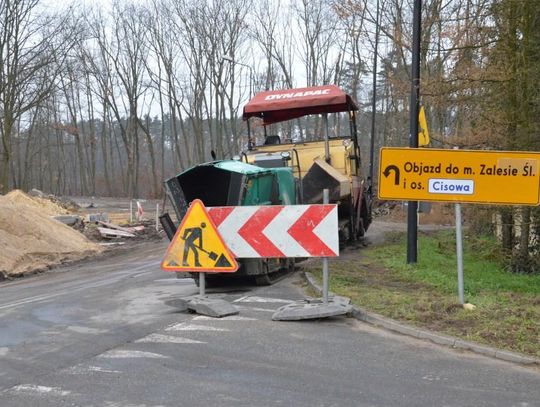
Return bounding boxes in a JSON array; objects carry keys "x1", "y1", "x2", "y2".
[
  {"x1": 29, "y1": 189, "x2": 80, "y2": 213},
  {"x1": 0, "y1": 190, "x2": 103, "y2": 278},
  {"x1": 6, "y1": 189, "x2": 70, "y2": 217}
]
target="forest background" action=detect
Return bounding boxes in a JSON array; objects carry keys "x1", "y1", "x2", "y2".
[{"x1": 1, "y1": 0, "x2": 539, "y2": 272}]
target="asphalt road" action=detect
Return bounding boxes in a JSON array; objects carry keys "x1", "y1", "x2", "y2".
[{"x1": 0, "y1": 240, "x2": 539, "y2": 407}]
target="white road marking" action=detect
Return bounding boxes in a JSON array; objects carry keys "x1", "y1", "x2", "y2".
[
  {"x1": 0, "y1": 293, "x2": 66, "y2": 311},
  {"x1": 192, "y1": 315, "x2": 256, "y2": 321},
  {"x1": 86, "y1": 366, "x2": 122, "y2": 373},
  {"x1": 422, "y1": 374, "x2": 442, "y2": 381},
  {"x1": 165, "y1": 323, "x2": 229, "y2": 332},
  {"x1": 11, "y1": 384, "x2": 71, "y2": 396},
  {"x1": 233, "y1": 296, "x2": 293, "y2": 304},
  {"x1": 0, "y1": 268, "x2": 155, "y2": 311},
  {"x1": 102, "y1": 402, "x2": 168, "y2": 407},
  {"x1": 135, "y1": 334, "x2": 205, "y2": 344},
  {"x1": 68, "y1": 365, "x2": 122, "y2": 374},
  {"x1": 67, "y1": 326, "x2": 108, "y2": 335},
  {"x1": 99, "y1": 350, "x2": 168, "y2": 359}
]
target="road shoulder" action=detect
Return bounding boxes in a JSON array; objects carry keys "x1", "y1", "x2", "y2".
[{"x1": 303, "y1": 271, "x2": 540, "y2": 367}]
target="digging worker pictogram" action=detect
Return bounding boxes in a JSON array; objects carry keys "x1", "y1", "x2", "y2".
[
  {"x1": 182, "y1": 222, "x2": 206, "y2": 267},
  {"x1": 160, "y1": 199, "x2": 238, "y2": 273}
]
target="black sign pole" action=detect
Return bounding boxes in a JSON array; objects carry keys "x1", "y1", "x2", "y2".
[
  {"x1": 368, "y1": 0, "x2": 381, "y2": 197},
  {"x1": 407, "y1": 0, "x2": 422, "y2": 264}
]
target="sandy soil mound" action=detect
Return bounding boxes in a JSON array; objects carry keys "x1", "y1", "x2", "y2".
[
  {"x1": 6, "y1": 189, "x2": 70, "y2": 217},
  {"x1": 0, "y1": 191, "x2": 102, "y2": 278}
]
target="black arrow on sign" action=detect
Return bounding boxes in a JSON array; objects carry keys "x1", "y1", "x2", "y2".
[{"x1": 383, "y1": 165, "x2": 400, "y2": 185}]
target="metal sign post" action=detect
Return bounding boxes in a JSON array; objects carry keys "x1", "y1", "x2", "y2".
[
  {"x1": 199, "y1": 272, "x2": 206, "y2": 297},
  {"x1": 322, "y1": 258, "x2": 329, "y2": 304},
  {"x1": 272, "y1": 188, "x2": 353, "y2": 320},
  {"x1": 407, "y1": 0, "x2": 422, "y2": 264},
  {"x1": 155, "y1": 203, "x2": 160, "y2": 232},
  {"x1": 322, "y1": 189, "x2": 330, "y2": 304},
  {"x1": 455, "y1": 203, "x2": 465, "y2": 304},
  {"x1": 453, "y1": 146, "x2": 465, "y2": 305}
]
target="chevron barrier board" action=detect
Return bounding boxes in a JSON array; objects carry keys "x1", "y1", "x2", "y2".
[{"x1": 207, "y1": 204, "x2": 339, "y2": 258}]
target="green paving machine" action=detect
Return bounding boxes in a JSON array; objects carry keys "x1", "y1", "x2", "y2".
[{"x1": 161, "y1": 160, "x2": 297, "y2": 285}]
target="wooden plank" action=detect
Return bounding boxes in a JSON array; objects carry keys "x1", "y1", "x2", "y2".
[
  {"x1": 98, "y1": 221, "x2": 138, "y2": 234},
  {"x1": 97, "y1": 227, "x2": 136, "y2": 238}
]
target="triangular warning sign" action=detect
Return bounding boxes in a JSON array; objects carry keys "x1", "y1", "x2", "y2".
[{"x1": 161, "y1": 199, "x2": 238, "y2": 273}]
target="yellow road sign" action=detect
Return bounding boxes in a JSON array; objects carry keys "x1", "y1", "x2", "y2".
[
  {"x1": 418, "y1": 106, "x2": 430, "y2": 146},
  {"x1": 378, "y1": 147, "x2": 540, "y2": 205},
  {"x1": 161, "y1": 199, "x2": 238, "y2": 273}
]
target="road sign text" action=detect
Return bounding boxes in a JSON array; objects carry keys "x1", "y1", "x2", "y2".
[{"x1": 379, "y1": 148, "x2": 540, "y2": 205}]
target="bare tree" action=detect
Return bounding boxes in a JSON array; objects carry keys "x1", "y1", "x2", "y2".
[
  {"x1": 200, "y1": 0, "x2": 251, "y2": 157},
  {"x1": 294, "y1": 0, "x2": 340, "y2": 87},
  {"x1": 333, "y1": 0, "x2": 369, "y2": 98},
  {"x1": 146, "y1": 0, "x2": 187, "y2": 172},
  {"x1": 86, "y1": 4, "x2": 152, "y2": 198},
  {"x1": 0, "y1": 1, "x2": 76, "y2": 193}
]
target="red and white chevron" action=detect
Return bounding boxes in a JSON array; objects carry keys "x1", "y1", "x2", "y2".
[{"x1": 207, "y1": 205, "x2": 338, "y2": 258}]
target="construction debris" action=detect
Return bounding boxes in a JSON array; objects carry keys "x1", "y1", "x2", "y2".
[
  {"x1": 28, "y1": 188, "x2": 80, "y2": 213},
  {"x1": 0, "y1": 190, "x2": 102, "y2": 278},
  {"x1": 53, "y1": 215, "x2": 82, "y2": 226},
  {"x1": 97, "y1": 221, "x2": 143, "y2": 234},
  {"x1": 82, "y1": 218, "x2": 158, "y2": 242},
  {"x1": 97, "y1": 227, "x2": 136, "y2": 239},
  {"x1": 86, "y1": 213, "x2": 109, "y2": 223}
]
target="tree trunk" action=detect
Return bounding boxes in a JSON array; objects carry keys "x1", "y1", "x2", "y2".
[
  {"x1": 501, "y1": 208, "x2": 514, "y2": 252},
  {"x1": 1, "y1": 113, "x2": 14, "y2": 193}
]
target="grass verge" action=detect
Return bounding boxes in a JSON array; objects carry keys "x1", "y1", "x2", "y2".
[{"x1": 302, "y1": 230, "x2": 540, "y2": 358}]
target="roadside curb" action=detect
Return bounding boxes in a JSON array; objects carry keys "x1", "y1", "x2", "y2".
[{"x1": 303, "y1": 271, "x2": 539, "y2": 366}]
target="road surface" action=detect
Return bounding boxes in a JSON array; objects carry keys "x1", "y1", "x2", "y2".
[{"x1": 1, "y1": 240, "x2": 539, "y2": 406}]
